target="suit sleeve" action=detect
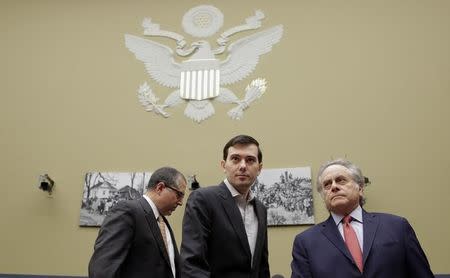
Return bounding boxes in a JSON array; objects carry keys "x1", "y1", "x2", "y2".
[
  {"x1": 402, "y1": 218, "x2": 434, "y2": 278},
  {"x1": 290, "y1": 234, "x2": 313, "y2": 278},
  {"x1": 88, "y1": 201, "x2": 134, "y2": 278},
  {"x1": 180, "y1": 190, "x2": 212, "y2": 278}
]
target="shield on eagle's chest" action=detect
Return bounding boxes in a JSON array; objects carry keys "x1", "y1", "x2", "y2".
[{"x1": 180, "y1": 58, "x2": 220, "y2": 101}]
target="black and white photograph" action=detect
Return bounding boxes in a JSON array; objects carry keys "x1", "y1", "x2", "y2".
[
  {"x1": 79, "y1": 172, "x2": 151, "y2": 226},
  {"x1": 252, "y1": 167, "x2": 314, "y2": 226}
]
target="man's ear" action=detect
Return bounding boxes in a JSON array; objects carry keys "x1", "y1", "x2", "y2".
[
  {"x1": 257, "y1": 163, "x2": 263, "y2": 174},
  {"x1": 155, "y1": 182, "x2": 165, "y2": 193},
  {"x1": 220, "y1": 160, "x2": 226, "y2": 171}
]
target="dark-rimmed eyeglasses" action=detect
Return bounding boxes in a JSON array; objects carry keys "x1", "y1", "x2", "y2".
[{"x1": 164, "y1": 183, "x2": 185, "y2": 199}]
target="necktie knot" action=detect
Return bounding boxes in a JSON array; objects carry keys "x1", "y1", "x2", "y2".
[{"x1": 343, "y1": 215, "x2": 352, "y2": 225}]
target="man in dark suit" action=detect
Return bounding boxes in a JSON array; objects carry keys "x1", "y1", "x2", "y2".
[
  {"x1": 290, "y1": 159, "x2": 434, "y2": 278},
  {"x1": 180, "y1": 135, "x2": 270, "y2": 278},
  {"x1": 88, "y1": 167, "x2": 187, "y2": 278}
]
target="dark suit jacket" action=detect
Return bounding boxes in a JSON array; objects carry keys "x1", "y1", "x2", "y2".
[
  {"x1": 180, "y1": 183, "x2": 270, "y2": 278},
  {"x1": 291, "y1": 210, "x2": 434, "y2": 278},
  {"x1": 88, "y1": 197, "x2": 179, "y2": 278}
]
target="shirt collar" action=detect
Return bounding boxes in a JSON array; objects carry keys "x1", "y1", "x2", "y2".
[
  {"x1": 331, "y1": 205, "x2": 363, "y2": 226},
  {"x1": 143, "y1": 194, "x2": 160, "y2": 219},
  {"x1": 223, "y1": 178, "x2": 255, "y2": 202}
]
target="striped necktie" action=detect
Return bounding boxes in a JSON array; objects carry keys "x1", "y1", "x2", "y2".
[{"x1": 158, "y1": 216, "x2": 168, "y2": 252}]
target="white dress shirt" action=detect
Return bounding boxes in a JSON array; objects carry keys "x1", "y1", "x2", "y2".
[
  {"x1": 331, "y1": 205, "x2": 364, "y2": 252},
  {"x1": 224, "y1": 179, "x2": 259, "y2": 266}
]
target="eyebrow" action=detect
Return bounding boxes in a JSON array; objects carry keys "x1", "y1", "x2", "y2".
[
  {"x1": 322, "y1": 174, "x2": 350, "y2": 183},
  {"x1": 230, "y1": 154, "x2": 256, "y2": 159},
  {"x1": 322, "y1": 179, "x2": 332, "y2": 185}
]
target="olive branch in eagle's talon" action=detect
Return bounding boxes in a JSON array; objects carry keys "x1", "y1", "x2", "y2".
[
  {"x1": 228, "y1": 78, "x2": 267, "y2": 120},
  {"x1": 137, "y1": 82, "x2": 169, "y2": 118}
]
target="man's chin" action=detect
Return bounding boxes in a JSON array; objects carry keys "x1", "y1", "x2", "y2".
[
  {"x1": 330, "y1": 199, "x2": 347, "y2": 208},
  {"x1": 235, "y1": 181, "x2": 252, "y2": 188},
  {"x1": 330, "y1": 202, "x2": 357, "y2": 215}
]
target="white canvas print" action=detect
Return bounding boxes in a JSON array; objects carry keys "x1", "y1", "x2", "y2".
[
  {"x1": 252, "y1": 167, "x2": 314, "y2": 226},
  {"x1": 79, "y1": 172, "x2": 151, "y2": 226}
]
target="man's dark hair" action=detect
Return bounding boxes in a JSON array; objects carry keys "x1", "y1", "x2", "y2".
[
  {"x1": 147, "y1": 167, "x2": 185, "y2": 190},
  {"x1": 222, "y1": 135, "x2": 262, "y2": 163}
]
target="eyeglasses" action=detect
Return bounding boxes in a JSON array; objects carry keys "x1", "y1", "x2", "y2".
[{"x1": 164, "y1": 183, "x2": 185, "y2": 199}]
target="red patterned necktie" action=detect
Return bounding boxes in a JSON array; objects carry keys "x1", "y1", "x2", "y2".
[{"x1": 343, "y1": 215, "x2": 363, "y2": 273}]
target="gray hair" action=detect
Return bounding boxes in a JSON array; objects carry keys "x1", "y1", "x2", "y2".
[
  {"x1": 147, "y1": 167, "x2": 186, "y2": 190},
  {"x1": 316, "y1": 158, "x2": 366, "y2": 206}
]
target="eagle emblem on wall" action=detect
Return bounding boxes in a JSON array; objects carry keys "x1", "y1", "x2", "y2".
[{"x1": 125, "y1": 5, "x2": 283, "y2": 123}]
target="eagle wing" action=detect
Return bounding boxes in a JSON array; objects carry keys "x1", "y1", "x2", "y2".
[
  {"x1": 220, "y1": 25, "x2": 283, "y2": 86},
  {"x1": 124, "y1": 34, "x2": 182, "y2": 88}
]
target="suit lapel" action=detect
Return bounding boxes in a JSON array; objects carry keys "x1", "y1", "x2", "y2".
[
  {"x1": 252, "y1": 200, "x2": 266, "y2": 268},
  {"x1": 362, "y1": 210, "x2": 379, "y2": 265},
  {"x1": 218, "y1": 183, "x2": 252, "y2": 258},
  {"x1": 321, "y1": 215, "x2": 355, "y2": 263},
  {"x1": 138, "y1": 198, "x2": 172, "y2": 270}
]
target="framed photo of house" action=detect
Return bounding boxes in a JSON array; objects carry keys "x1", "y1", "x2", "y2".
[
  {"x1": 251, "y1": 167, "x2": 314, "y2": 226},
  {"x1": 79, "y1": 172, "x2": 151, "y2": 227}
]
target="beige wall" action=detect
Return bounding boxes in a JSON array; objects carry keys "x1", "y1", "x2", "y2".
[{"x1": 1, "y1": 0, "x2": 449, "y2": 276}]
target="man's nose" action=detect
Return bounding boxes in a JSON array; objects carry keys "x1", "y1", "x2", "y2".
[
  {"x1": 330, "y1": 181, "x2": 340, "y2": 192},
  {"x1": 238, "y1": 160, "x2": 247, "y2": 169}
]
